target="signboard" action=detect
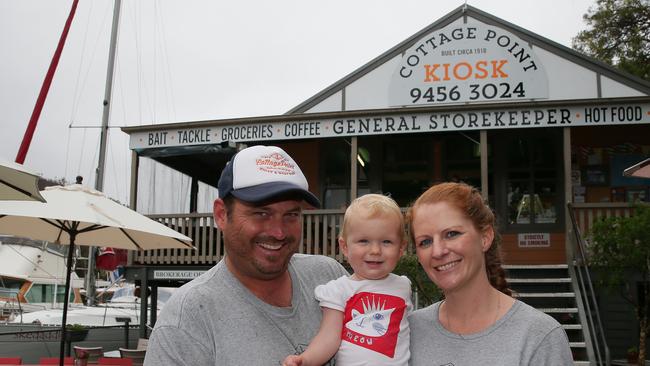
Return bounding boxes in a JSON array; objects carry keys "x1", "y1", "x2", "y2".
[
  {"x1": 129, "y1": 103, "x2": 650, "y2": 149},
  {"x1": 388, "y1": 22, "x2": 548, "y2": 106},
  {"x1": 153, "y1": 270, "x2": 206, "y2": 280},
  {"x1": 517, "y1": 233, "x2": 550, "y2": 248}
]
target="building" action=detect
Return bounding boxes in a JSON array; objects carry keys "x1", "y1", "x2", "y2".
[{"x1": 122, "y1": 5, "x2": 650, "y2": 362}]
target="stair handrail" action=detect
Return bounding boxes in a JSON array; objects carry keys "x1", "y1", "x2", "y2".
[{"x1": 567, "y1": 203, "x2": 610, "y2": 365}]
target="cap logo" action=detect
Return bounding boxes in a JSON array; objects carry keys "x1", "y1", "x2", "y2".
[{"x1": 256, "y1": 152, "x2": 296, "y2": 176}]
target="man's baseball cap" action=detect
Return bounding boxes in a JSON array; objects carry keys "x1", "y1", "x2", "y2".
[{"x1": 218, "y1": 145, "x2": 321, "y2": 208}]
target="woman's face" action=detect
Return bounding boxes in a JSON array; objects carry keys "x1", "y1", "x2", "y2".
[{"x1": 411, "y1": 201, "x2": 494, "y2": 294}]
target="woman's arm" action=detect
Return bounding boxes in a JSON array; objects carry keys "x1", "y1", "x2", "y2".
[{"x1": 283, "y1": 307, "x2": 344, "y2": 366}]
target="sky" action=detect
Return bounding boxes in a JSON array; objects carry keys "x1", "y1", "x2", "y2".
[{"x1": 0, "y1": 0, "x2": 596, "y2": 208}]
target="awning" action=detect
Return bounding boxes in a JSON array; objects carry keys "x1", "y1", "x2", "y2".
[{"x1": 623, "y1": 158, "x2": 650, "y2": 178}]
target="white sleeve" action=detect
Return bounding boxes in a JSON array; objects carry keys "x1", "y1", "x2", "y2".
[
  {"x1": 314, "y1": 275, "x2": 349, "y2": 312},
  {"x1": 398, "y1": 275, "x2": 414, "y2": 315}
]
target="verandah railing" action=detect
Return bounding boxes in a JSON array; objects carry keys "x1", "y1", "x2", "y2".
[
  {"x1": 136, "y1": 209, "x2": 347, "y2": 265},
  {"x1": 570, "y1": 203, "x2": 634, "y2": 241},
  {"x1": 136, "y1": 203, "x2": 635, "y2": 265}
]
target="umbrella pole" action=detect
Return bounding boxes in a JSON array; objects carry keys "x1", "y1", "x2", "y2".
[{"x1": 59, "y1": 234, "x2": 75, "y2": 366}]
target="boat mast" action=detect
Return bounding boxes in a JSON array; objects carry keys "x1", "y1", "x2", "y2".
[
  {"x1": 15, "y1": 0, "x2": 80, "y2": 164},
  {"x1": 86, "y1": 0, "x2": 122, "y2": 306}
]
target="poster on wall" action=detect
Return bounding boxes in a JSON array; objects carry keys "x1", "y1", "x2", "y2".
[
  {"x1": 627, "y1": 188, "x2": 648, "y2": 202},
  {"x1": 388, "y1": 21, "x2": 549, "y2": 106},
  {"x1": 583, "y1": 166, "x2": 608, "y2": 186}
]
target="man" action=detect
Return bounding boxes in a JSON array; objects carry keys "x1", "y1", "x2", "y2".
[{"x1": 144, "y1": 145, "x2": 347, "y2": 365}]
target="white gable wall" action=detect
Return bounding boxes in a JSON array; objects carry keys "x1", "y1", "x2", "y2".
[
  {"x1": 345, "y1": 56, "x2": 401, "y2": 111},
  {"x1": 601, "y1": 76, "x2": 645, "y2": 98},
  {"x1": 534, "y1": 46, "x2": 598, "y2": 99},
  {"x1": 299, "y1": 15, "x2": 648, "y2": 114},
  {"x1": 306, "y1": 90, "x2": 343, "y2": 113}
]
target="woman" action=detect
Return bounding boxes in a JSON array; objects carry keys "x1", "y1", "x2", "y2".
[{"x1": 407, "y1": 182, "x2": 573, "y2": 365}]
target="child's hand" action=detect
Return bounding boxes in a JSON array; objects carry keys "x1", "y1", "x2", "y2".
[{"x1": 282, "y1": 354, "x2": 304, "y2": 366}]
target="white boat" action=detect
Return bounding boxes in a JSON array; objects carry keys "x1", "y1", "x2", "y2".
[
  {"x1": 11, "y1": 284, "x2": 173, "y2": 327},
  {"x1": 0, "y1": 322, "x2": 141, "y2": 364},
  {"x1": 0, "y1": 237, "x2": 166, "y2": 363},
  {"x1": 0, "y1": 284, "x2": 171, "y2": 363},
  {"x1": 0, "y1": 235, "x2": 172, "y2": 327},
  {"x1": 0, "y1": 236, "x2": 85, "y2": 319}
]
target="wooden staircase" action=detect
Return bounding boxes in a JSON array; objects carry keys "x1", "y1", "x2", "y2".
[{"x1": 505, "y1": 264, "x2": 591, "y2": 365}]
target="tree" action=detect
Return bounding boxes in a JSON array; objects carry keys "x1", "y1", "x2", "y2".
[
  {"x1": 393, "y1": 253, "x2": 442, "y2": 308},
  {"x1": 38, "y1": 176, "x2": 67, "y2": 190},
  {"x1": 589, "y1": 204, "x2": 650, "y2": 365},
  {"x1": 572, "y1": 0, "x2": 650, "y2": 81}
]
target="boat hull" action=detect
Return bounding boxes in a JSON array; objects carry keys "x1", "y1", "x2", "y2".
[{"x1": 0, "y1": 324, "x2": 142, "y2": 363}]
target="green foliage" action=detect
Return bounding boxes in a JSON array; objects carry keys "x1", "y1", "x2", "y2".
[
  {"x1": 589, "y1": 204, "x2": 650, "y2": 286},
  {"x1": 589, "y1": 204, "x2": 650, "y2": 362},
  {"x1": 572, "y1": 0, "x2": 650, "y2": 81},
  {"x1": 393, "y1": 253, "x2": 442, "y2": 308},
  {"x1": 66, "y1": 323, "x2": 87, "y2": 331}
]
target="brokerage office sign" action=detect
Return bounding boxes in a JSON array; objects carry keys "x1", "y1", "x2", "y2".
[
  {"x1": 388, "y1": 21, "x2": 549, "y2": 106},
  {"x1": 153, "y1": 270, "x2": 205, "y2": 280}
]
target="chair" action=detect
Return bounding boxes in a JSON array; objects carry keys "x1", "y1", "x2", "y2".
[
  {"x1": 0, "y1": 357, "x2": 21, "y2": 365},
  {"x1": 73, "y1": 346, "x2": 104, "y2": 364},
  {"x1": 40, "y1": 357, "x2": 74, "y2": 365},
  {"x1": 135, "y1": 338, "x2": 148, "y2": 350},
  {"x1": 97, "y1": 358, "x2": 133, "y2": 366},
  {"x1": 118, "y1": 348, "x2": 146, "y2": 366}
]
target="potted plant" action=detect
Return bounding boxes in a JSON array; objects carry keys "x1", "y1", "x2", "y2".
[
  {"x1": 65, "y1": 323, "x2": 89, "y2": 342},
  {"x1": 628, "y1": 346, "x2": 639, "y2": 364}
]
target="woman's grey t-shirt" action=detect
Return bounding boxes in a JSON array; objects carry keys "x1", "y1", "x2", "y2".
[
  {"x1": 409, "y1": 299, "x2": 574, "y2": 366},
  {"x1": 144, "y1": 254, "x2": 348, "y2": 366}
]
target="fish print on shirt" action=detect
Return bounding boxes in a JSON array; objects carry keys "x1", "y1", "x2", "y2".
[{"x1": 341, "y1": 292, "x2": 406, "y2": 358}]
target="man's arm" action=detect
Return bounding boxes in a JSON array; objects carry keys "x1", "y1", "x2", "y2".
[{"x1": 283, "y1": 307, "x2": 343, "y2": 366}]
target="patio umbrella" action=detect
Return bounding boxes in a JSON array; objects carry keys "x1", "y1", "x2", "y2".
[
  {"x1": 0, "y1": 184, "x2": 193, "y2": 364},
  {"x1": 623, "y1": 158, "x2": 650, "y2": 178},
  {"x1": 0, "y1": 160, "x2": 46, "y2": 202}
]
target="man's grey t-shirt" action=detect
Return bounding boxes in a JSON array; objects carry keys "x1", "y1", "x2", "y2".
[
  {"x1": 409, "y1": 300, "x2": 574, "y2": 366},
  {"x1": 144, "y1": 254, "x2": 348, "y2": 366}
]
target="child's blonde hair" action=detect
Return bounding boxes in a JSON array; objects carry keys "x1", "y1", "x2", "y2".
[{"x1": 339, "y1": 194, "x2": 406, "y2": 243}]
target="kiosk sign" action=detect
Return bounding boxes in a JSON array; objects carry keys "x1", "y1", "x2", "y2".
[{"x1": 389, "y1": 22, "x2": 549, "y2": 106}]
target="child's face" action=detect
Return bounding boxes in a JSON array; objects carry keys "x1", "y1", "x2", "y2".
[{"x1": 340, "y1": 211, "x2": 405, "y2": 280}]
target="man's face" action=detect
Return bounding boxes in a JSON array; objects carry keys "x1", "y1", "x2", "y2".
[{"x1": 214, "y1": 198, "x2": 303, "y2": 281}]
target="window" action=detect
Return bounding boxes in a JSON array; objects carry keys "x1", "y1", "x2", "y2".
[
  {"x1": 358, "y1": 135, "x2": 433, "y2": 207},
  {"x1": 321, "y1": 138, "x2": 350, "y2": 209},
  {"x1": 494, "y1": 129, "x2": 563, "y2": 230},
  {"x1": 382, "y1": 137, "x2": 432, "y2": 207},
  {"x1": 443, "y1": 132, "x2": 481, "y2": 188},
  {"x1": 0, "y1": 278, "x2": 23, "y2": 299}
]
